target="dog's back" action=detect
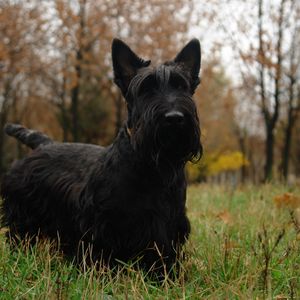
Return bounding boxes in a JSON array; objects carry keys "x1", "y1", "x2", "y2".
[{"x1": 1, "y1": 133, "x2": 106, "y2": 251}]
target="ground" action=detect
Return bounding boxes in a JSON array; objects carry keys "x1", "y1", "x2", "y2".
[{"x1": 0, "y1": 184, "x2": 299, "y2": 299}]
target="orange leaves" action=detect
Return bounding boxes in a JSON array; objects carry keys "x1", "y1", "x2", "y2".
[
  {"x1": 273, "y1": 193, "x2": 300, "y2": 209},
  {"x1": 216, "y1": 209, "x2": 234, "y2": 225},
  {"x1": 274, "y1": 193, "x2": 300, "y2": 236}
]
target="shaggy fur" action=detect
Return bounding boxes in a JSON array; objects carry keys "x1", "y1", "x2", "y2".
[{"x1": 1, "y1": 38, "x2": 202, "y2": 276}]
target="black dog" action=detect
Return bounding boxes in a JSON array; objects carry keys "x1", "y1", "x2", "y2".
[{"x1": 1, "y1": 39, "x2": 202, "y2": 276}]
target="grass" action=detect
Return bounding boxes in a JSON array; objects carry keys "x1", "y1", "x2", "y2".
[{"x1": 1, "y1": 184, "x2": 300, "y2": 299}]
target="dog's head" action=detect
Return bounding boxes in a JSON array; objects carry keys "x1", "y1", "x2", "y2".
[{"x1": 112, "y1": 39, "x2": 202, "y2": 166}]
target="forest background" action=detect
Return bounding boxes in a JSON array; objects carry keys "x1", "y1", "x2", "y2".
[{"x1": 1, "y1": 0, "x2": 299, "y2": 184}]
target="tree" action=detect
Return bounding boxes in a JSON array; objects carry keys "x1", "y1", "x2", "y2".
[
  {"x1": 52, "y1": 0, "x2": 114, "y2": 143},
  {"x1": 281, "y1": 13, "x2": 300, "y2": 181},
  {"x1": 213, "y1": 0, "x2": 299, "y2": 181},
  {"x1": 52, "y1": 0, "x2": 194, "y2": 140},
  {"x1": 196, "y1": 58, "x2": 239, "y2": 154},
  {"x1": 256, "y1": 0, "x2": 286, "y2": 181},
  {"x1": 0, "y1": 0, "x2": 48, "y2": 174}
]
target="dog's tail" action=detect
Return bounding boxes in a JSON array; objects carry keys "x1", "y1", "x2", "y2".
[{"x1": 4, "y1": 123, "x2": 53, "y2": 149}]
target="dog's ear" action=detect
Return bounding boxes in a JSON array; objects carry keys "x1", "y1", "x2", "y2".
[
  {"x1": 112, "y1": 39, "x2": 151, "y2": 96},
  {"x1": 174, "y1": 39, "x2": 201, "y2": 92}
]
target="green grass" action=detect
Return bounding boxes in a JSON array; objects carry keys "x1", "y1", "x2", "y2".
[{"x1": 1, "y1": 184, "x2": 299, "y2": 299}]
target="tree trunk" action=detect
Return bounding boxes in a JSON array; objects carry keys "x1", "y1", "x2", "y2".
[
  {"x1": 0, "y1": 107, "x2": 9, "y2": 176},
  {"x1": 258, "y1": 0, "x2": 284, "y2": 182},
  {"x1": 282, "y1": 119, "x2": 293, "y2": 181},
  {"x1": 264, "y1": 126, "x2": 274, "y2": 182},
  {"x1": 71, "y1": 50, "x2": 82, "y2": 142},
  {"x1": 237, "y1": 131, "x2": 247, "y2": 183},
  {"x1": 70, "y1": 0, "x2": 87, "y2": 142},
  {"x1": 281, "y1": 24, "x2": 298, "y2": 182},
  {"x1": 61, "y1": 76, "x2": 68, "y2": 142},
  {"x1": 0, "y1": 122, "x2": 6, "y2": 176},
  {"x1": 0, "y1": 84, "x2": 11, "y2": 176}
]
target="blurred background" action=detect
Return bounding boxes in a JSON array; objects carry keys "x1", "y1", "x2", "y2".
[{"x1": 0, "y1": 0, "x2": 299, "y2": 185}]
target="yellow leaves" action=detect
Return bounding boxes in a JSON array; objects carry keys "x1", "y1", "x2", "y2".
[
  {"x1": 209, "y1": 151, "x2": 249, "y2": 175},
  {"x1": 273, "y1": 193, "x2": 300, "y2": 209},
  {"x1": 186, "y1": 151, "x2": 249, "y2": 182}
]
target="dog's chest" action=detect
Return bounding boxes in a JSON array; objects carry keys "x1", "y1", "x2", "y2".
[
  {"x1": 111, "y1": 178, "x2": 183, "y2": 216},
  {"x1": 97, "y1": 188, "x2": 183, "y2": 253}
]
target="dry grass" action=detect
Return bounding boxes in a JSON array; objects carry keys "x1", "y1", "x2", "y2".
[{"x1": 1, "y1": 184, "x2": 299, "y2": 299}]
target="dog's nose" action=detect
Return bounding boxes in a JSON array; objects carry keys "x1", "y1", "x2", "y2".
[{"x1": 164, "y1": 111, "x2": 185, "y2": 126}]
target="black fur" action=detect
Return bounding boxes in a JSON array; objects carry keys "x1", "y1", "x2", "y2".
[
  {"x1": 1, "y1": 38, "x2": 202, "y2": 277},
  {"x1": 4, "y1": 123, "x2": 53, "y2": 149}
]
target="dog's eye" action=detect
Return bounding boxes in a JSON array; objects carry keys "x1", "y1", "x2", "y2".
[
  {"x1": 137, "y1": 76, "x2": 157, "y2": 96},
  {"x1": 170, "y1": 74, "x2": 188, "y2": 91},
  {"x1": 177, "y1": 83, "x2": 185, "y2": 90}
]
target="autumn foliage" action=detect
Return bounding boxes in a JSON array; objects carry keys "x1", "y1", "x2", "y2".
[{"x1": 0, "y1": 0, "x2": 299, "y2": 183}]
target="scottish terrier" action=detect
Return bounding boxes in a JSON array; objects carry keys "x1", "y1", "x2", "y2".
[{"x1": 1, "y1": 38, "x2": 202, "y2": 277}]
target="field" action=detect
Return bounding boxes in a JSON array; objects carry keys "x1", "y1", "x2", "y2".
[{"x1": 0, "y1": 184, "x2": 299, "y2": 299}]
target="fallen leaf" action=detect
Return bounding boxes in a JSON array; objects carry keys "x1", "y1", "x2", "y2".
[
  {"x1": 224, "y1": 240, "x2": 239, "y2": 250},
  {"x1": 273, "y1": 193, "x2": 300, "y2": 209},
  {"x1": 217, "y1": 210, "x2": 233, "y2": 225},
  {"x1": 275, "y1": 295, "x2": 288, "y2": 300}
]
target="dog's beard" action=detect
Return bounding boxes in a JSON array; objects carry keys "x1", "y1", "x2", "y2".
[
  {"x1": 157, "y1": 114, "x2": 201, "y2": 162},
  {"x1": 132, "y1": 112, "x2": 202, "y2": 170}
]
